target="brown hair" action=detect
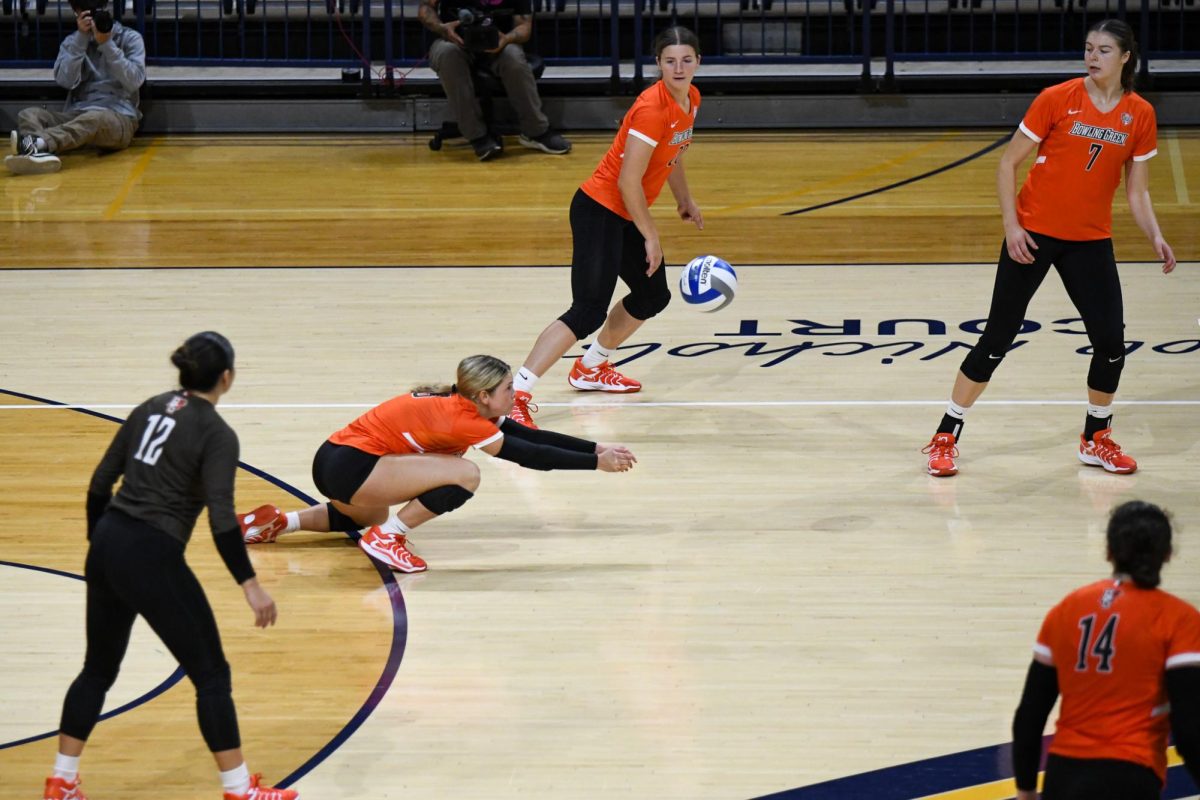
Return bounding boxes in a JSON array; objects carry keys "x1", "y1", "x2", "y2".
[
  {"x1": 654, "y1": 25, "x2": 700, "y2": 59},
  {"x1": 1088, "y1": 19, "x2": 1138, "y2": 93}
]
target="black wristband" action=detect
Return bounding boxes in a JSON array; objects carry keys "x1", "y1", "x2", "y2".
[{"x1": 213, "y1": 525, "x2": 256, "y2": 584}]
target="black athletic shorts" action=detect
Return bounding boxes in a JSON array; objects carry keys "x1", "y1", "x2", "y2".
[
  {"x1": 312, "y1": 440, "x2": 381, "y2": 504},
  {"x1": 1041, "y1": 754, "x2": 1162, "y2": 800}
]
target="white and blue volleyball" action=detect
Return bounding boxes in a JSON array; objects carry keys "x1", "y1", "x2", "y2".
[{"x1": 679, "y1": 255, "x2": 737, "y2": 312}]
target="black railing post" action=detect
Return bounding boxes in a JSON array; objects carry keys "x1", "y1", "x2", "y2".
[{"x1": 610, "y1": 0, "x2": 621, "y2": 91}]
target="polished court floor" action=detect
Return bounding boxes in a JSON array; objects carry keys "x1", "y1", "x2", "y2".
[{"x1": 0, "y1": 129, "x2": 1197, "y2": 799}]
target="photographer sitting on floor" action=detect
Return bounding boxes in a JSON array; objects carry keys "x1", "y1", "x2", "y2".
[
  {"x1": 6, "y1": 0, "x2": 145, "y2": 176},
  {"x1": 418, "y1": 0, "x2": 570, "y2": 161}
]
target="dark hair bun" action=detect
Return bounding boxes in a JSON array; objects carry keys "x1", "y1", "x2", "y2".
[{"x1": 172, "y1": 331, "x2": 235, "y2": 392}]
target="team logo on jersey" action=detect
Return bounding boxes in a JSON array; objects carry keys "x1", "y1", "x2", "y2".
[
  {"x1": 668, "y1": 126, "x2": 693, "y2": 146},
  {"x1": 1069, "y1": 121, "x2": 1128, "y2": 146},
  {"x1": 165, "y1": 395, "x2": 188, "y2": 414},
  {"x1": 1120, "y1": 112, "x2": 1133, "y2": 126},
  {"x1": 1100, "y1": 586, "x2": 1122, "y2": 609}
]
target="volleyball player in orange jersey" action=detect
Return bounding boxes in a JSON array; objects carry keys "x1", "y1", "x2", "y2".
[
  {"x1": 1011, "y1": 500, "x2": 1200, "y2": 799},
  {"x1": 236, "y1": 355, "x2": 636, "y2": 573},
  {"x1": 922, "y1": 19, "x2": 1176, "y2": 478},
  {"x1": 506, "y1": 25, "x2": 705, "y2": 429}
]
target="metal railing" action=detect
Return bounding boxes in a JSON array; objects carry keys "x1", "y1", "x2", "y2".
[{"x1": 3, "y1": 0, "x2": 1196, "y2": 79}]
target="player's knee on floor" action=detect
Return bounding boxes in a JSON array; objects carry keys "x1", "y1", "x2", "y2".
[
  {"x1": 417, "y1": 484, "x2": 475, "y2": 515},
  {"x1": 623, "y1": 285, "x2": 671, "y2": 321},
  {"x1": 559, "y1": 304, "x2": 608, "y2": 340},
  {"x1": 326, "y1": 502, "x2": 362, "y2": 532}
]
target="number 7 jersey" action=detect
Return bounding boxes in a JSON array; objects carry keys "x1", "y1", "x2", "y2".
[
  {"x1": 1034, "y1": 577, "x2": 1200, "y2": 782},
  {"x1": 1015, "y1": 77, "x2": 1157, "y2": 242}
]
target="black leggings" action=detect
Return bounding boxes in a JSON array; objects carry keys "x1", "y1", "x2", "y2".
[
  {"x1": 558, "y1": 188, "x2": 672, "y2": 340},
  {"x1": 960, "y1": 233, "x2": 1126, "y2": 393},
  {"x1": 60, "y1": 509, "x2": 240, "y2": 752},
  {"x1": 1041, "y1": 754, "x2": 1162, "y2": 800}
]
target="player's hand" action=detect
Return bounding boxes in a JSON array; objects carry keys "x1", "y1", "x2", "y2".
[
  {"x1": 678, "y1": 199, "x2": 704, "y2": 230},
  {"x1": 1155, "y1": 237, "x2": 1176, "y2": 274},
  {"x1": 241, "y1": 578, "x2": 278, "y2": 628},
  {"x1": 442, "y1": 20, "x2": 465, "y2": 47},
  {"x1": 484, "y1": 33, "x2": 510, "y2": 54},
  {"x1": 76, "y1": 10, "x2": 94, "y2": 34},
  {"x1": 644, "y1": 236, "x2": 663, "y2": 276},
  {"x1": 1004, "y1": 224, "x2": 1038, "y2": 265},
  {"x1": 1015, "y1": 790, "x2": 1039, "y2": 800},
  {"x1": 597, "y1": 446, "x2": 637, "y2": 473}
]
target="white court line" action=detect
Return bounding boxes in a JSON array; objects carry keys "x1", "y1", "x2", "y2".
[
  {"x1": 1166, "y1": 130, "x2": 1191, "y2": 206},
  {"x1": 2, "y1": 400, "x2": 1200, "y2": 411}
]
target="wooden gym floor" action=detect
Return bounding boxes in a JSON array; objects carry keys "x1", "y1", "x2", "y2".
[{"x1": 0, "y1": 129, "x2": 1197, "y2": 800}]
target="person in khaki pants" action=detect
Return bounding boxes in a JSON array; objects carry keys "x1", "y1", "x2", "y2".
[{"x1": 6, "y1": 0, "x2": 144, "y2": 176}]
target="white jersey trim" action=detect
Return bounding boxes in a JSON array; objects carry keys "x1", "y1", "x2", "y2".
[
  {"x1": 1166, "y1": 652, "x2": 1200, "y2": 669},
  {"x1": 1132, "y1": 148, "x2": 1158, "y2": 162},
  {"x1": 401, "y1": 432, "x2": 426, "y2": 453},
  {"x1": 1151, "y1": 702, "x2": 1171, "y2": 718},
  {"x1": 1033, "y1": 643, "x2": 1053, "y2": 662},
  {"x1": 471, "y1": 431, "x2": 504, "y2": 450},
  {"x1": 629, "y1": 128, "x2": 658, "y2": 147},
  {"x1": 1018, "y1": 121, "x2": 1043, "y2": 143}
]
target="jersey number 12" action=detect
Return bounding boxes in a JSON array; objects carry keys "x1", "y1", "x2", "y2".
[{"x1": 133, "y1": 413, "x2": 177, "y2": 466}]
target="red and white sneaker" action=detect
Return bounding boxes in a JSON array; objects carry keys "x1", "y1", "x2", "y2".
[
  {"x1": 922, "y1": 432, "x2": 959, "y2": 477},
  {"x1": 358, "y1": 526, "x2": 428, "y2": 573},
  {"x1": 1078, "y1": 428, "x2": 1137, "y2": 474},
  {"x1": 239, "y1": 504, "x2": 287, "y2": 544},
  {"x1": 509, "y1": 390, "x2": 538, "y2": 429},
  {"x1": 567, "y1": 357, "x2": 641, "y2": 393},
  {"x1": 223, "y1": 774, "x2": 299, "y2": 800},
  {"x1": 43, "y1": 776, "x2": 87, "y2": 800}
]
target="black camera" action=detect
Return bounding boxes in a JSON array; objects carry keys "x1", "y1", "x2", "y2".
[
  {"x1": 456, "y1": 7, "x2": 500, "y2": 52},
  {"x1": 74, "y1": 0, "x2": 114, "y2": 32}
]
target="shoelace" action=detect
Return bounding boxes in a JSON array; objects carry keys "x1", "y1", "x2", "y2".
[
  {"x1": 514, "y1": 397, "x2": 538, "y2": 417},
  {"x1": 922, "y1": 439, "x2": 958, "y2": 458},
  {"x1": 1092, "y1": 436, "x2": 1123, "y2": 458}
]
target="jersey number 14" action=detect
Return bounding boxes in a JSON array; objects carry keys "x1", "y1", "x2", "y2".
[{"x1": 1076, "y1": 613, "x2": 1119, "y2": 673}]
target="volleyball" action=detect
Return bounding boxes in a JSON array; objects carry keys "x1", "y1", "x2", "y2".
[{"x1": 679, "y1": 255, "x2": 738, "y2": 312}]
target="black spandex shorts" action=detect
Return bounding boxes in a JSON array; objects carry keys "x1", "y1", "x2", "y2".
[
  {"x1": 1041, "y1": 754, "x2": 1162, "y2": 800},
  {"x1": 312, "y1": 440, "x2": 381, "y2": 504}
]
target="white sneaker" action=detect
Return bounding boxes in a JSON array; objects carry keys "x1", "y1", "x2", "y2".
[{"x1": 6, "y1": 151, "x2": 61, "y2": 175}]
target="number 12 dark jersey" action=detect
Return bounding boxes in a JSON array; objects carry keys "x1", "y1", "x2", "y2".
[{"x1": 89, "y1": 390, "x2": 240, "y2": 544}]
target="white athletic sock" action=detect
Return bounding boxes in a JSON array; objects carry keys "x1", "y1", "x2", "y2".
[
  {"x1": 1087, "y1": 402, "x2": 1113, "y2": 420},
  {"x1": 220, "y1": 763, "x2": 252, "y2": 796},
  {"x1": 52, "y1": 753, "x2": 80, "y2": 781},
  {"x1": 945, "y1": 400, "x2": 968, "y2": 420},
  {"x1": 378, "y1": 514, "x2": 411, "y2": 536},
  {"x1": 284, "y1": 511, "x2": 301, "y2": 533},
  {"x1": 514, "y1": 366, "x2": 539, "y2": 395},
  {"x1": 580, "y1": 341, "x2": 612, "y2": 369}
]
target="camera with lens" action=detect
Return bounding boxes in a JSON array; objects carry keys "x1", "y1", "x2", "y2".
[
  {"x1": 456, "y1": 6, "x2": 501, "y2": 52},
  {"x1": 74, "y1": 0, "x2": 114, "y2": 32}
]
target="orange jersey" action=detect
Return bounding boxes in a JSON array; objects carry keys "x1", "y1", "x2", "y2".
[
  {"x1": 1034, "y1": 577, "x2": 1200, "y2": 781},
  {"x1": 328, "y1": 393, "x2": 503, "y2": 457},
  {"x1": 580, "y1": 80, "x2": 700, "y2": 220},
  {"x1": 1016, "y1": 78, "x2": 1157, "y2": 241}
]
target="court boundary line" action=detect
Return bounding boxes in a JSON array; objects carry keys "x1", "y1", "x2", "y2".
[{"x1": 0, "y1": 386, "x2": 407, "y2": 792}]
